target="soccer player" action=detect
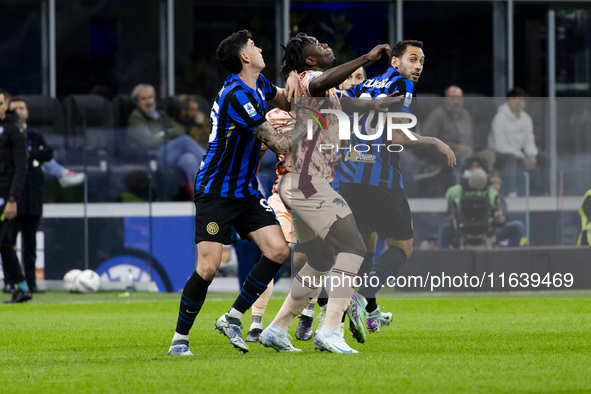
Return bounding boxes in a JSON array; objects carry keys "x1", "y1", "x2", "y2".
[
  {"x1": 167, "y1": 30, "x2": 298, "y2": 356},
  {"x1": 259, "y1": 33, "x2": 394, "y2": 354},
  {"x1": 244, "y1": 106, "x2": 299, "y2": 342},
  {"x1": 339, "y1": 40, "x2": 456, "y2": 343}
]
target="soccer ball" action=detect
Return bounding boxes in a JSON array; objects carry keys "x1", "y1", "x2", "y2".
[
  {"x1": 75, "y1": 270, "x2": 101, "y2": 293},
  {"x1": 63, "y1": 269, "x2": 82, "y2": 292}
]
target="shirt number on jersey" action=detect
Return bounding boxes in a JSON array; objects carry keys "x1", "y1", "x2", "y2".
[
  {"x1": 260, "y1": 198, "x2": 274, "y2": 213},
  {"x1": 209, "y1": 101, "x2": 220, "y2": 142}
]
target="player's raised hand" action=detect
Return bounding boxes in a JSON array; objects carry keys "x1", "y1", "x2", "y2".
[
  {"x1": 435, "y1": 140, "x2": 457, "y2": 167},
  {"x1": 284, "y1": 71, "x2": 301, "y2": 102},
  {"x1": 365, "y1": 44, "x2": 391, "y2": 62},
  {"x1": 373, "y1": 92, "x2": 404, "y2": 112}
]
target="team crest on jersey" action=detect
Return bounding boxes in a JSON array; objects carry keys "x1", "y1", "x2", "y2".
[
  {"x1": 206, "y1": 222, "x2": 219, "y2": 235},
  {"x1": 403, "y1": 92, "x2": 413, "y2": 108},
  {"x1": 243, "y1": 102, "x2": 257, "y2": 118}
]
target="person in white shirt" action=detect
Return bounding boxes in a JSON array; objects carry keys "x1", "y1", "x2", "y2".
[{"x1": 488, "y1": 87, "x2": 541, "y2": 196}]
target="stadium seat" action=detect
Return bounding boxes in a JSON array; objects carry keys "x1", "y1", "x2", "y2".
[
  {"x1": 23, "y1": 95, "x2": 67, "y2": 161},
  {"x1": 62, "y1": 94, "x2": 115, "y2": 154},
  {"x1": 112, "y1": 94, "x2": 135, "y2": 129}
]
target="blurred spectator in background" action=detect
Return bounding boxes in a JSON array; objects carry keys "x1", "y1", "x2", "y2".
[
  {"x1": 419, "y1": 235, "x2": 438, "y2": 250},
  {"x1": 128, "y1": 84, "x2": 206, "y2": 189},
  {"x1": 437, "y1": 155, "x2": 524, "y2": 248},
  {"x1": 577, "y1": 187, "x2": 591, "y2": 246},
  {"x1": 8, "y1": 97, "x2": 84, "y2": 188},
  {"x1": 3, "y1": 97, "x2": 55, "y2": 293},
  {"x1": 424, "y1": 86, "x2": 474, "y2": 164},
  {"x1": 488, "y1": 88, "x2": 546, "y2": 197},
  {"x1": 417, "y1": 85, "x2": 494, "y2": 196},
  {"x1": 174, "y1": 95, "x2": 210, "y2": 149},
  {"x1": 488, "y1": 170, "x2": 526, "y2": 247}
]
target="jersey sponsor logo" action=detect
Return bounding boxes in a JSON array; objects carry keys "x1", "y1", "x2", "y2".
[
  {"x1": 243, "y1": 102, "x2": 257, "y2": 118},
  {"x1": 363, "y1": 79, "x2": 393, "y2": 90},
  {"x1": 206, "y1": 222, "x2": 219, "y2": 235},
  {"x1": 403, "y1": 92, "x2": 413, "y2": 108},
  {"x1": 347, "y1": 151, "x2": 376, "y2": 163}
]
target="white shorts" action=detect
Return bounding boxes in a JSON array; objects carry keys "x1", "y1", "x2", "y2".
[{"x1": 278, "y1": 172, "x2": 352, "y2": 243}]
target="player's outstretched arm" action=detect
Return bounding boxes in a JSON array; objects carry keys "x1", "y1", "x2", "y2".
[
  {"x1": 392, "y1": 129, "x2": 457, "y2": 167},
  {"x1": 252, "y1": 121, "x2": 291, "y2": 156},
  {"x1": 340, "y1": 91, "x2": 402, "y2": 113},
  {"x1": 309, "y1": 44, "x2": 391, "y2": 97}
]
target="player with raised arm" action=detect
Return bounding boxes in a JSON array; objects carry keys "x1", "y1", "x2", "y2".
[
  {"x1": 167, "y1": 30, "x2": 298, "y2": 356},
  {"x1": 339, "y1": 40, "x2": 456, "y2": 343},
  {"x1": 258, "y1": 33, "x2": 395, "y2": 354}
]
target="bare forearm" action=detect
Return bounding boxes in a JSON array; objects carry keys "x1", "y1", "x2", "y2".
[
  {"x1": 393, "y1": 130, "x2": 439, "y2": 149},
  {"x1": 309, "y1": 55, "x2": 370, "y2": 97},
  {"x1": 252, "y1": 122, "x2": 291, "y2": 156},
  {"x1": 268, "y1": 88, "x2": 291, "y2": 112}
]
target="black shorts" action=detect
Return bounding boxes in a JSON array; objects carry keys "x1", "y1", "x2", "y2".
[
  {"x1": 194, "y1": 190, "x2": 279, "y2": 245},
  {"x1": 339, "y1": 183, "x2": 413, "y2": 241}
]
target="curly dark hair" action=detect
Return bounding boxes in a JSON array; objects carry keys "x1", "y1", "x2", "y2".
[
  {"x1": 280, "y1": 32, "x2": 315, "y2": 80},
  {"x1": 391, "y1": 40, "x2": 424, "y2": 58},
  {"x1": 216, "y1": 29, "x2": 252, "y2": 74}
]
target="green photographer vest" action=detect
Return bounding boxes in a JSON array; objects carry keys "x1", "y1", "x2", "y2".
[{"x1": 577, "y1": 189, "x2": 591, "y2": 246}]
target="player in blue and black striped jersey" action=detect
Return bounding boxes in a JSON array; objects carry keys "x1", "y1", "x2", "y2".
[
  {"x1": 338, "y1": 40, "x2": 457, "y2": 340},
  {"x1": 168, "y1": 30, "x2": 298, "y2": 356}
]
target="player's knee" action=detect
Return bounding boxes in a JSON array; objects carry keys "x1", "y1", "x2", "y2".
[
  {"x1": 324, "y1": 215, "x2": 366, "y2": 257},
  {"x1": 388, "y1": 239, "x2": 413, "y2": 258},
  {"x1": 266, "y1": 243, "x2": 290, "y2": 264},
  {"x1": 196, "y1": 264, "x2": 218, "y2": 281},
  {"x1": 292, "y1": 251, "x2": 307, "y2": 270}
]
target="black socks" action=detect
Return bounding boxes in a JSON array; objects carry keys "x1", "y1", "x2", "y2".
[
  {"x1": 232, "y1": 255, "x2": 282, "y2": 313},
  {"x1": 175, "y1": 271, "x2": 211, "y2": 335}
]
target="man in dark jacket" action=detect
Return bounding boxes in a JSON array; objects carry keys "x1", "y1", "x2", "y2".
[
  {"x1": 4, "y1": 97, "x2": 53, "y2": 293},
  {"x1": 0, "y1": 89, "x2": 31, "y2": 303}
]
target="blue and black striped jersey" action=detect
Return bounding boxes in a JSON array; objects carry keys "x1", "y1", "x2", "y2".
[
  {"x1": 340, "y1": 67, "x2": 416, "y2": 189},
  {"x1": 195, "y1": 73, "x2": 277, "y2": 198}
]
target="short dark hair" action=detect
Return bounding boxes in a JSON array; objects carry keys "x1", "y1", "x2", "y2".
[
  {"x1": 0, "y1": 88, "x2": 11, "y2": 101},
  {"x1": 463, "y1": 154, "x2": 489, "y2": 173},
  {"x1": 216, "y1": 29, "x2": 252, "y2": 74},
  {"x1": 507, "y1": 87, "x2": 525, "y2": 98},
  {"x1": 392, "y1": 40, "x2": 423, "y2": 58},
  {"x1": 8, "y1": 95, "x2": 26, "y2": 105}
]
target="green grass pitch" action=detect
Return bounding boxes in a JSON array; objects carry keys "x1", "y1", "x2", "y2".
[{"x1": 1, "y1": 291, "x2": 590, "y2": 393}]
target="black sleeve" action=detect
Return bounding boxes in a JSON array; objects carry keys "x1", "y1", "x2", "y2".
[
  {"x1": 28, "y1": 132, "x2": 54, "y2": 163},
  {"x1": 9, "y1": 126, "x2": 28, "y2": 199},
  {"x1": 387, "y1": 78, "x2": 416, "y2": 113}
]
